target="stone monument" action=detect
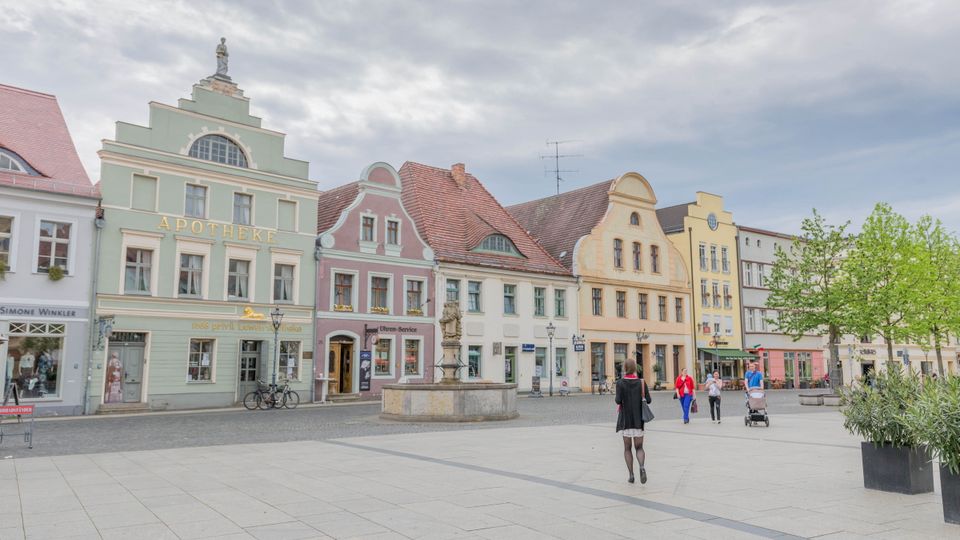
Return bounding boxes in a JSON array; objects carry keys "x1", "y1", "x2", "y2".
[
  {"x1": 381, "y1": 302, "x2": 518, "y2": 422},
  {"x1": 199, "y1": 37, "x2": 243, "y2": 98}
]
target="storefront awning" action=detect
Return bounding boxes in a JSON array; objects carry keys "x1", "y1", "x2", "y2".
[{"x1": 703, "y1": 348, "x2": 757, "y2": 360}]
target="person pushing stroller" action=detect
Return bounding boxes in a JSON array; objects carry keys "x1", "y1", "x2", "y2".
[{"x1": 743, "y1": 362, "x2": 770, "y2": 427}]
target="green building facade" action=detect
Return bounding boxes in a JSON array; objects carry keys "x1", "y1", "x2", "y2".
[{"x1": 90, "y1": 74, "x2": 318, "y2": 412}]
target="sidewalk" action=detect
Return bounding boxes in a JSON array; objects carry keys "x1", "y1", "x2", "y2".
[{"x1": 1, "y1": 411, "x2": 954, "y2": 539}]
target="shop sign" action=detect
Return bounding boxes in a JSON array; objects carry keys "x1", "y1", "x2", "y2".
[
  {"x1": 860, "y1": 349, "x2": 876, "y2": 355},
  {"x1": 522, "y1": 343, "x2": 535, "y2": 353},
  {"x1": 0, "y1": 304, "x2": 88, "y2": 319},
  {"x1": 359, "y1": 350, "x2": 372, "y2": 391},
  {"x1": 374, "y1": 325, "x2": 420, "y2": 334},
  {"x1": 574, "y1": 342, "x2": 585, "y2": 352},
  {"x1": 0, "y1": 405, "x2": 34, "y2": 415},
  {"x1": 158, "y1": 216, "x2": 277, "y2": 244},
  {"x1": 190, "y1": 320, "x2": 304, "y2": 333}
]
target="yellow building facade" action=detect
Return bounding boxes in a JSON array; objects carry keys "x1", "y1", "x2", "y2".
[
  {"x1": 509, "y1": 173, "x2": 694, "y2": 390},
  {"x1": 657, "y1": 192, "x2": 753, "y2": 381}
]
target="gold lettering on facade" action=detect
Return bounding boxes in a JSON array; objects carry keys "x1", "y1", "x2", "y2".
[
  {"x1": 191, "y1": 319, "x2": 304, "y2": 333},
  {"x1": 175, "y1": 218, "x2": 188, "y2": 232},
  {"x1": 267, "y1": 230, "x2": 276, "y2": 244},
  {"x1": 223, "y1": 224, "x2": 234, "y2": 239},
  {"x1": 207, "y1": 223, "x2": 219, "y2": 237},
  {"x1": 190, "y1": 220, "x2": 204, "y2": 234},
  {"x1": 238, "y1": 226, "x2": 248, "y2": 241},
  {"x1": 252, "y1": 229, "x2": 263, "y2": 242},
  {"x1": 158, "y1": 216, "x2": 171, "y2": 230},
  {"x1": 155, "y1": 217, "x2": 281, "y2": 244}
]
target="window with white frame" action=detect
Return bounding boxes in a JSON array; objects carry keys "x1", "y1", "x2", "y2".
[
  {"x1": 468, "y1": 281, "x2": 482, "y2": 312},
  {"x1": 555, "y1": 347, "x2": 567, "y2": 376},
  {"x1": 702, "y1": 314, "x2": 710, "y2": 335},
  {"x1": 447, "y1": 279, "x2": 461, "y2": 303},
  {"x1": 746, "y1": 308, "x2": 755, "y2": 331},
  {"x1": 476, "y1": 234, "x2": 520, "y2": 256},
  {"x1": 404, "y1": 339, "x2": 422, "y2": 376},
  {"x1": 0, "y1": 215, "x2": 11, "y2": 269},
  {"x1": 710, "y1": 245, "x2": 718, "y2": 272},
  {"x1": 534, "y1": 287, "x2": 546, "y2": 317},
  {"x1": 37, "y1": 220, "x2": 70, "y2": 273},
  {"x1": 503, "y1": 284, "x2": 517, "y2": 315},
  {"x1": 273, "y1": 264, "x2": 295, "y2": 303},
  {"x1": 699, "y1": 243, "x2": 707, "y2": 270},
  {"x1": 724, "y1": 316, "x2": 733, "y2": 335},
  {"x1": 714, "y1": 316, "x2": 721, "y2": 335},
  {"x1": 233, "y1": 193, "x2": 252, "y2": 225},
  {"x1": 279, "y1": 341, "x2": 300, "y2": 380},
  {"x1": 178, "y1": 254, "x2": 203, "y2": 297},
  {"x1": 187, "y1": 339, "x2": 214, "y2": 382},
  {"x1": 6, "y1": 322, "x2": 66, "y2": 398},
  {"x1": 124, "y1": 248, "x2": 152, "y2": 294},
  {"x1": 375, "y1": 338, "x2": 392, "y2": 376},
  {"x1": 334, "y1": 273, "x2": 354, "y2": 309},
  {"x1": 0, "y1": 149, "x2": 29, "y2": 173},
  {"x1": 184, "y1": 184, "x2": 206, "y2": 218},
  {"x1": 723, "y1": 282, "x2": 731, "y2": 309},
  {"x1": 361, "y1": 216, "x2": 375, "y2": 242},
  {"x1": 468, "y1": 345, "x2": 482, "y2": 378},
  {"x1": 189, "y1": 135, "x2": 247, "y2": 167},
  {"x1": 406, "y1": 279, "x2": 424, "y2": 314},
  {"x1": 759, "y1": 309, "x2": 767, "y2": 331},
  {"x1": 555, "y1": 289, "x2": 566, "y2": 317},
  {"x1": 757, "y1": 264, "x2": 765, "y2": 287},
  {"x1": 744, "y1": 262, "x2": 753, "y2": 286},
  {"x1": 228, "y1": 259, "x2": 250, "y2": 300},
  {"x1": 700, "y1": 280, "x2": 709, "y2": 307},
  {"x1": 721, "y1": 246, "x2": 729, "y2": 273},
  {"x1": 386, "y1": 220, "x2": 399, "y2": 245},
  {"x1": 712, "y1": 281, "x2": 720, "y2": 308},
  {"x1": 371, "y1": 276, "x2": 390, "y2": 312}
]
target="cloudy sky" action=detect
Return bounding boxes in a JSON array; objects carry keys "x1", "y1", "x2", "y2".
[{"x1": 4, "y1": 0, "x2": 959, "y2": 233}]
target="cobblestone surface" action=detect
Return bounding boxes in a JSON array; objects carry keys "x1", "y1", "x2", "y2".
[{"x1": 2, "y1": 390, "x2": 825, "y2": 458}]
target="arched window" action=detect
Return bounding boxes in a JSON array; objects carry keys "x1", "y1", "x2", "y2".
[
  {"x1": 189, "y1": 135, "x2": 248, "y2": 167},
  {"x1": 629, "y1": 212, "x2": 640, "y2": 226},
  {"x1": 0, "y1": 149, "x2": 29, "y2": 173},
  {"x1": 476, "y1": 234, "x2": 521, "y2": 256}
]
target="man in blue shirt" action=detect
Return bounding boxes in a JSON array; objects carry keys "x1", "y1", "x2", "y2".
[{"x1": 745, "y1": 362, "x2": 764, "y2": 390}]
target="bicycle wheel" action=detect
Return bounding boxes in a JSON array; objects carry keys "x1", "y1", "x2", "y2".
[
  {"x1": 284, "y1": 390, "x2": 299, "y2": 409},
  {"x1": 273, "y1": 390, "x2": 286, "y2": 409},
  {"x1": 242, "y1": 391, "x2": 260, "y2": 410}
]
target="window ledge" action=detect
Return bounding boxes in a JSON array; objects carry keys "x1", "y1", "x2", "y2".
[{"x1": 186, "y1": 380, "x2": 215, "y2": 384}]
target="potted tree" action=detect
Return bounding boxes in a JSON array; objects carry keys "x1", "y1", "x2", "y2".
[
  {"x1": 906, "y1": 375, "x2": 960, "y2": 524},
  {"x1": 841, "y1": 368, "x2": 934, "y2": 494}
]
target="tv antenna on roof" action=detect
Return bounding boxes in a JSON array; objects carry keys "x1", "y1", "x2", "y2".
[{"x1": 540, "y1": 140, "x2": 581, "y2": 195}]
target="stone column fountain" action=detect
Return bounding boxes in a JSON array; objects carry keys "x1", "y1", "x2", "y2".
[{"x1": 381, "y1": 302, "x2": 518, "y2": 421}]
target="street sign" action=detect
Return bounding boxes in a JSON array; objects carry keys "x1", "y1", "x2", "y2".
[
  {"x1": 359, "y1": 350, "x2": 372, "y2": 392},
  {"x1": 574, "y1": 342, "x2": 585, "y2": 352},
  {"x1": 522, "y1": 343, "x2": 535, "y2": 353}
]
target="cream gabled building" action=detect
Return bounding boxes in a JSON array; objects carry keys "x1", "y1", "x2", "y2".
[{"x1": 509, "y1": 173, "x2": 693, "y2": 390}]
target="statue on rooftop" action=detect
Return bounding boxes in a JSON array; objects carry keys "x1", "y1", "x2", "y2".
[{"x1": 215, "y1": 37, "x2": 229, "y2": 77}]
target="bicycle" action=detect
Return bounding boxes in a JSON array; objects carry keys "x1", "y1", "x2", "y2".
[{"x1": 242, "y1": 379, "x2": 299, "y2": 410}]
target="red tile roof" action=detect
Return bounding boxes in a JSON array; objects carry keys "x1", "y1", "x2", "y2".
[
  {"x1": 317, "y1": 181, "x2": 360, "y2": 233},
  {"x1": 506, "y1": 180, "x2": 615, "y2": 270},
  {"x1": 0, "y1": 84, "x2": 97, "y2": 198},
  {"x1": 399, "y1": 162, "x2": 570, "y2": 276}
]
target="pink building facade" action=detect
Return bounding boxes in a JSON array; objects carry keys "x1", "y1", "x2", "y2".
[{"x1": 315, "y1": 163, "x2": 436, "y2": 399}]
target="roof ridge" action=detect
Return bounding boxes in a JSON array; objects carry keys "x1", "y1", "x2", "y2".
[
  {"x1": 656, "y1": 201, "x2": 694, "y2": 211},
  {"x1": 507, "y1": 178, "x2": 615, "y2": 211},
  {"x1": 0, "y1": 83, "x2": 56, "y2": 100}
]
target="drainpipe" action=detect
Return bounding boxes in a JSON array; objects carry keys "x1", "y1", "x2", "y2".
[
  {"x1": 82, "y1": 205, "x2": 105, "y2": 415},
  {"x1": 686, "y1": 226, "x2": 698, "y2": 379},
  {"x1": 311, "y1": 240, "x2": 321, "y2": 403},
  {"x1": 734, "y1": 231, "x2": 748, "y2": 373}
]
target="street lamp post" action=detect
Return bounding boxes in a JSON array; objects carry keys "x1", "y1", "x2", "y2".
[
  {"x1": 713, "y1": 331, "x2": 721, "y2": 381},
  {"x1": 270, "y1": 306, "x2": 284, "y2": 386},
  {"x1": 635, "y1": 329, "x2": 648, "y2": 380},
  {"x1": 546, "y1": 322, "x2": 556, "y2": 397}
]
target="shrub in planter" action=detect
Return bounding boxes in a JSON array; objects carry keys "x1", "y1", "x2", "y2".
[
  {"x1": 842, "y1": 368, "x2": 934, "y2": 494},
  {"x1": 905, "y1": 376, "x2": 960, "y2": 524}
]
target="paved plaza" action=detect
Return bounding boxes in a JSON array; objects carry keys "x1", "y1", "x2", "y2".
[{"x1": 1, "y1": 397, "x2": 956, "y2": 539}]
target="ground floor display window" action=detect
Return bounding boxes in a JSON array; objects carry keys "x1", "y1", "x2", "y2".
[
  {"x1": 614, "y1": 343, "x2": 628, "y2": 379},
  {"x1": 797, "y1": 352, "x2": 812, "y2": 381},
  {"x1": 188, "y1": 339, "x2": 214, "y2": 382},
  {"x1": 375, "y1": 338, "x2": 392, "y2": 376},
  {"x1": 504, "y1": 346, "x2": 516, "y2": 383},
  {"x1": 591, "y1": 343, "x2": 605, "y2": 381},
  {"x1": 279, "y1": 341, "x2": 300, "y2": 380},
  {"x1": 403, "y1": 339, "x2": 420, "y2": 376},
  {"x1": 654, "y1": 345, "x2": 666, "y2": 383},
  {"x1": 535, "y1": 347, "x2": 546, "y2": 377},
  {"x1": 555, "y1": 347, "x2": 566, "y2": 377},
  {"x1": 4, "y1": 322, "x2": 64, "y2": 399},
  {"x1": 467, "y1": 345, "x2": 482, "y2": 378}
]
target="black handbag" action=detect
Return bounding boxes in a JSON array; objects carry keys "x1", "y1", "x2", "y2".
[{"x1": 641, "y1": 381, "x2": 655, "y2": 423}]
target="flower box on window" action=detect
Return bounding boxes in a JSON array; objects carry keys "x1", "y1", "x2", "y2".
[
  {"x1": 334, "y1": 304, "x2": 354, "y2": 312},
  {"x1": 406, "y1": 308, "x2": 423, "y2": 316},
  {"x1": 371, "y1": 306, "x2": 389, "y2": 314}
]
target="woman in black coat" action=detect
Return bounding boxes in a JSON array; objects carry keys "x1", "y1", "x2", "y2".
[{"x1": 615, "y1": 358, "x2": 652, "y2": 484}]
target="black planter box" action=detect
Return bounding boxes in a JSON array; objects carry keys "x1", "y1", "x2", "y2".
[
  {"x1": 942, "y1": 466, "x2": 960, "y2": 525},
  {"x1": 861, "y1": 442, "x2": 934, "y2": 494}
]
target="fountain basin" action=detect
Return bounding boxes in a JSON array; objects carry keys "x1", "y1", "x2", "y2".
[{"x1": 381, "y1": 382, "x2": 518, "y2": 422}]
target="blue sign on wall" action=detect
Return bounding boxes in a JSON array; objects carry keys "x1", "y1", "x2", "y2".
[
  {"x1": 359, "y1": 350, "x2": 373, "y2": 391},
  {"x1": 522, "y1": 343, "x2": 535, "y2": 353}
]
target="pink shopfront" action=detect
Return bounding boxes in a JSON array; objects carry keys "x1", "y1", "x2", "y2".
[
  {"x1": 754, "y1": 348, "x2": 826, "y2": 389},
  {"x1": 314, "y1": 162, "x2": 436, "y2": 399}
]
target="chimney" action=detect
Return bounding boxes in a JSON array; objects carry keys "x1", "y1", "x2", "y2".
[{"x1": 451, "y1": 163, "x2": 466, "y2": 188}]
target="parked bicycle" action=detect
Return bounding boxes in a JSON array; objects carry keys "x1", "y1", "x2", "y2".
[{"x1": 243, "y1": 379, "x2": 299, "y2": 410}]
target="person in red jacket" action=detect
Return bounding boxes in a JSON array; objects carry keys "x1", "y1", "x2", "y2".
[{"x1": 674, "y1": 368, "x2": 696, "y2": 424}]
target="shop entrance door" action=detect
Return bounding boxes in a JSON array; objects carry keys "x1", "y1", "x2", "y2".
[
  {"x1": 106, "y1": 333, "x2": 147, "y2": 404},
  {"x1": 238, "y1": 340, "x2": 262, "y2": 398},
  {"x1": 328, "y1": 337, "x2": 355, "y2": 394}
]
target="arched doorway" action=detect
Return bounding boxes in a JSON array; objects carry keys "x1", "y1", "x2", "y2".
[{"x1": 328, "y1": 335, "x2": 355, "y2": 394}]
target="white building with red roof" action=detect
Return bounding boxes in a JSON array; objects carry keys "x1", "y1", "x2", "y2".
[
  {"x1": 0, "y1": 83, "x2": 100, "y2": 416},
  {"x1": 399, "y1": 162, "x2": 580, "y2": 393}
]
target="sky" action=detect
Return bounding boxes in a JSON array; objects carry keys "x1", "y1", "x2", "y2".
[{"x1": 3, "y1": 0, "x2": 959, "y2": 234}]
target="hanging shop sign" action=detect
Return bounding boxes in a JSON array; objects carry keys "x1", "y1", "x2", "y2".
[{"x1": 359, "y1": 350, "x2": 372, "y2": 391}]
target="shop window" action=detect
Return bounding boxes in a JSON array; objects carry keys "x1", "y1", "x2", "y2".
[
  {"x1": 187, "y1": 339, "x2": 214, "y2": 382},
  {"x1": 591, "y1": 343, "x2": 606, "y2": 381},
  {"x1": 189, "y1": 134, "x2": 247, "y2": 167},
  {"x1": 124, "y1": 248, "x2": 152, "y2": 294},
  {"x1": 131, "y1": 175, "x2": 157, "y2": 211},
  {"x1": 274, "y1": 264, "x2": 295, "y2": 303},
  {"x1": 361, "y1": 216, "x2": 375, "y2": 242},
  {"x1": 554, "y1": 289, "x2": 566, "y2": 318},
  {"x1": 277, "y1": 200, "x2": 297, "y2": 232},
  {"x1": 227, "y1": 259, "x2": 250, "y2": 300},
  {"x1": 233, "y1": 193, "x2": 252, "y2": 225},
  {"x1": 406, "y1": 279, "x2": 424, "y2": 314},
  {"x1": 404, "y1": 339, "x2": 421, "y2": 376},
  {"x1": 798, "y1": 352, "x2": 812, "y2": 381},
  {"x1": 184, "y1": 184, "x2": 206, "y2": 218},
  {"x1": 37, "y1": 220, "x2": 71, "y2": 273},
  {"x1": 535, "y1": 347, "x2": 547, "y2": 377},
  {"x1": 178, "y1": 254, "x2": 203, "y2": 297},
  {"x1": 468, "y1": 345, "x2": 482, "y2": 378},
  {"x1": 655, "y1": 345, "x2": 666, "y2": 382},
  {"x1": 446, "y1": 279, "x2": 461, "y2": 304},
  {"x1": 386, "y1": 220, "x2": 400, "y2": 245},
  {"x1": 555, "y1": 347, "x2": 567, "y2": 377},
  {"x1": 534, "y1": 287, "x2": 546, "y2": 317},
  {"x1": 375, "y1": 338, "x2": 392, "y2": 376},
  {"x1": 279, "y1": 341, "x2": 300, "y2": 380},
  {"x1": 503, "y1": 284, "x2": 516, "y2": 315},
  {"x1": 504, "y1": 346, "x2": 517, "y2": 383},
  {"x1": 614, "y1": 343, "x2": 628, "y2": 379},
  {"x1": 5, "y1": 322, "x2": 65, "y2": 399},
  {"x1": 468, "y1": 281, "x2": 482, "y2": 312}
]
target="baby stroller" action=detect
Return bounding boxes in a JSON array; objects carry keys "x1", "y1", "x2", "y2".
[{"x1": 744, "y1": 389, "x2": 769, "y2": 427}]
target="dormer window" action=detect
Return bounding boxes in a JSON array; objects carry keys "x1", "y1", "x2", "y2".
[
  {"x1": 189, "y1": 135, "x2": 248, "y2": 167},
  {"x1": 475, "y1": 234, "x2": 521, "y2": 256},
  {"x1": 629, "y1": 212, "x2": 640, "y2": 226},
  {"x1": 0, "y1": 149, "x2": 32, "y2": 174}
]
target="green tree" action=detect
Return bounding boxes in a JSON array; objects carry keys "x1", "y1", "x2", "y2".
[
  {"x1": 843, "y1": 203, "x2": 919, "y2": 370},
  {"x1": 766, "y1": 210, "x2": 854, "y2": 386},
  {"x1": 905, "y1": 216, "x2": 960, "y2": 376}
]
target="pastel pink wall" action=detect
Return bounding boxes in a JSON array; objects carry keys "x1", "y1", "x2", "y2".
[{"x1": 765, "y1": 349, "x2": 825, "y2": 382}]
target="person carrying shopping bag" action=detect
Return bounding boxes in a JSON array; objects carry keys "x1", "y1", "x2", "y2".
[
  {"x1": 705, "y1": 370, "x2": 723, "y2": 423},
  {"x1": 615, "y1": 359, "x2": 653, "y2": 484},
  {"x1": 674, "y1": 368, "x2": 696, "y2": 424}
]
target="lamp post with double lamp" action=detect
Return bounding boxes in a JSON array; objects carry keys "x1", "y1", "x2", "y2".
[
  {"x1": 546, "y1": 322, "x2": 556, "y2": 397},
  {"x1": 712, "y1": 331, "x2": 721, "y2": 383},
  {"x1": 270, "y1": 306, "x2": 284, "y2": 386},
  {"x1": 635, "y1": 329, "x2": 648, "y2": 380}
]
